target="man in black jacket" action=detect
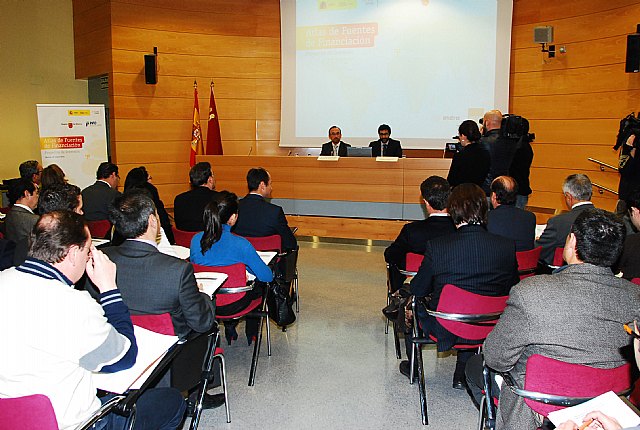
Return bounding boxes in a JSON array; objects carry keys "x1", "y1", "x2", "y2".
[
  {"x1": 173, "y1": 162, "x2": 219, "y2": 231},
  {"x1": 369, "y1": 124, "x2": 402, "y2": 157}
]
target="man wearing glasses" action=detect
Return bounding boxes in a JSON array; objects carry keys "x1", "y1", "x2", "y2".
[{"x1": 369, "y1": 124, "x2": 402, "y2": 157}]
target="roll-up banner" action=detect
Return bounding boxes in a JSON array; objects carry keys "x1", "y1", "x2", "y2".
[{"x1": 36, "y1": 104, "x2": 108, "y2": 190}]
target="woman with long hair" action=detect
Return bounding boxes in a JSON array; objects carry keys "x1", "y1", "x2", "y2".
[
  {"x1": 447, "y1": 119, "x2": 491, "y2": 187},
  {"x1": 190, "y1": 191, "x2": 273, "y2": 344},
  {"x1": 40, "y1": 164, "x2": 67, "y2": 190}
]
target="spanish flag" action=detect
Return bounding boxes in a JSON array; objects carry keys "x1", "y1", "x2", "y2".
[{"x1": 190, "y1": 81, "x2": 204, "y2": 166}]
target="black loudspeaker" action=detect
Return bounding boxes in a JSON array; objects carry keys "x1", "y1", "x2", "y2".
[
  {"x1": 626, "y1": 33, "x2": 640, "y2": 73},
  {"x1": 144, "y1": 54, "x2": 157, "y2": 84}
]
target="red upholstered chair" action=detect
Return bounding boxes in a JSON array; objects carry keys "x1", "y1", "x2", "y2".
[
  {"x1": 130, "y1": 313, "x2": 230, "y2": 425},
  {"x1": 404, "y1": 252, "x2": 424, "y2": 275},
  {"x1": 410, "y1": 284, "x2": 508, "y2": 425},
  {"x1": 552, "y1": 247, "x2": 565, "y2": 267},
  {"x1": 631, "y1": 278, "x2": 640, "y2": 285},
  {"x1": 243, "y1": 235, "x2": 282, "y2": 253},
  {"x1": 172, "y1": 226, "x2": 199, "y2": 248},
  {"x1": 0, "y1": 206, "x2": 10, "y2": 214},
  {"x1": 86, "y1": 219, "x2": 112, "y2": 239},
  {"x1": 0, "y1": 394, "x2": 59, "y2": 430},
  {"x1": 516, "y1": 246, "x2": 542, "y2": 280},
  {"x1": 192, "y1": 263, "x2": 270, "y2": 386}
]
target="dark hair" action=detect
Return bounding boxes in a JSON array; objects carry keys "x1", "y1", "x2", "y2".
[
  {"x1": 108, "y1": 190, "x2": 156, "y2": 239},
  {"x1": 7, "y1": 178, "x2": 36, "y2": 205},
  {"x1": 562, "y1": 174, "x2": 592, "y2": 201},
  {"x1": 491, "y1": 176, "x2": 518, "y2": 205},
  {"x1": 96, "y1": 162, "x2": 118, "y2": 180},
  {"x1": 625, "y1": 187, "x2": 640, "y2": 211},
  {"x1": 458, "y1": 120, "x2": 482, "y2": 143},
  {"x1": 328, "y1": 125, "x2": 341, "y2": 134},
  {"x1": 19, "y1": 160, "x2": 40, "y2": 181},
  {"x1": 189, "y1": 162, "x2": 213, "y2": 187},
  {"x1": 247, "y1": 168, "x2": 270, "y2": 192},
  {"x1": 40, "y1": 164, "x2": 66, "y2": 190},
  {"x1": 200, "y1": 191, "x2": 238, "y2": 254},
  {"x1": 378, "y1": 124, "x2": 391, "y2": 134},
  {"x1": 448, "y1": 183, "x2": 488, "y2": 225},
  {"x1": 28, "y1": 211, "x2": 89, "y2": 264},
  {"x1": 124, "y1": 166, "x2": 150, "y2": 192},
  {"x1": 571, "y1": 208, "x2": 625, "y2": 267},
  {"x1": 39, "y1": 183, "x2": 81, "y2": 214},
  {"x1": 420, "y1": 176, "x2": 450, "y2": 211}
]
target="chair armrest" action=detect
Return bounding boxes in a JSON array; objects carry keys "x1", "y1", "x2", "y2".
[
  {"x1": 398, "y1": 269, "x2": 417, "y2": 276},
  {"x1": 75, "y1": 395, "x2": 126, "y2": 429},
  {"x1": 217, "y1": 282, "x2": 256, "y2": 295},
  {"x1": 424, "y1": 309, "x2": 504, "y2": 323},
  {"x1": 518, "y1": 268, "x2": 537, "y2": 276}
]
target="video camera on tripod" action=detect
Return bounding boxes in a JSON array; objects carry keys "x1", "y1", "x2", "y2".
[{"x1": 615, "y1": 112, "x2": 640, "y2": 151}]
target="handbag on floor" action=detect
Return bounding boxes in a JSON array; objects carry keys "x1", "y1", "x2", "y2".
[{"x1": 267, "y1": 279, "x2": 296, "y2": 327}]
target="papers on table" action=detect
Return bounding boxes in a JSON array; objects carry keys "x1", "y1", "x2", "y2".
[
  {"x1": 375, "y1": 156, "x2": 399, "y2": 162},
  {"x1": 92, "y1": 325, "x2": 178, "y2": 394},
  {"x1": 547, "y1": 391, "x2": 640, "y2": 428},
  {"x1": 257, "y1": 251, "x2": 277, "y2": 265},
  {"x1": 194, "y1": 272, "x2": 228, "y2": 297},
  {"x1": 91, "y1": 238, "x2": 109, "y2": 247},
  {"x1": 171, "y1": 244, "x2": 190, "y2": 260},
  {"x1": 535, "y1": 224, "x2": 546, "y2": 240},
  {"x1": 317, "y1": 155, "x2": 339, "y2": 161}
]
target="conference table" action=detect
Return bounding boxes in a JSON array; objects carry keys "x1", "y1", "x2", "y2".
[{"x1": 197, "y1": 155, "x2": 452, "y2": 241}]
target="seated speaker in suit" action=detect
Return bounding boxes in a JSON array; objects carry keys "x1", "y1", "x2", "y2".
[
  {"x1": 487, "y1": 176, "x2": 536, "y2": 252},
  {"x1": 232, "y1": 167, "x2": 298, "y2": 251},
  {"x1": 406, "y1": 183, "x2": 519, "y2": 389},
  {"x1": 320, "y1": 125, "x2": 351, "y2": 156},
  {"x1": 447, "y1": 120, "x2": 491, "y2": 188},
  {"x1": 173, "y1": 161, "x2": 219, "y2": 232},
  {"x1": 4, "y1": 178, "x2": 39, "y2": 265},
  {"x1": 369, "y1": 124, "x2": 402, "y2": 157},
  {"x1": 81, "y1": 162, "x2": 121, "y2": 222},
  {"x1": 191, "y1": 191, "x2": 273, "y2": 344},
  {"x1": 384, "y1": 175, "x2": 455, "y2": 293},
  {"x1": 536, "y1": 174, "x2": 595, "y2": 266}
]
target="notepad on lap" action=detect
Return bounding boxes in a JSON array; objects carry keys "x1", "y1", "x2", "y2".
[{"x1": 547, "y1": 391, "x2": 640, "y2": 428}]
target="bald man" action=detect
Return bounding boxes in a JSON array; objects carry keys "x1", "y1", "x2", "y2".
[
  {"x1": 487, "y1": 176, "x2": 536, "y2": 251},
  {"x1": 481, "y1": 110, "x2": 517, "y2": 196}
]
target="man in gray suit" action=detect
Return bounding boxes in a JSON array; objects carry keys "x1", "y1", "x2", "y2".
[
  {"x1": 536, "y1": 173, "x2": 595, "y2": 265},
  {"x1": 477, "y1": 209, "x2": 640, "y2": 430},
  {"x1": 81, "y1": 162, "x2": 121, "y2": 221}
]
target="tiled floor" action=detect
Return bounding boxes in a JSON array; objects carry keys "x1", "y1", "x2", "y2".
[{"x1": 196, "y1": 241, "x2": 479, "y2": 429}]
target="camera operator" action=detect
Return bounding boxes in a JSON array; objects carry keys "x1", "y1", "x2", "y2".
[
  {"x1": 480, "y1": 110, "x2": 518, "y2": 199},
  {"x1": 617, "y1": 132, "x2": 640, "y2": 217}
]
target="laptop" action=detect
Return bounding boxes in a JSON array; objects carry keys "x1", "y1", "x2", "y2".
[{"x1": 347, "y1": 147, "x2": 373, "y2": 157}]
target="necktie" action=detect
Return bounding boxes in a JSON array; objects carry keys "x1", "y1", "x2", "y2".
[{"x1": 382, "y1": 143, "x2": 387, "y2": 156}]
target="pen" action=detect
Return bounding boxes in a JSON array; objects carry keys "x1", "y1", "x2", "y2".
[{"x1": 578, "y1": 418, "x2": 594, "y2": 430}]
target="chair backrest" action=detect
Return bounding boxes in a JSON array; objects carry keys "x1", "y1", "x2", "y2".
[
  {"x1": 435, "y1": 284, "x2": 509, "y2": 340},
  {"x1": 131, "y1": 313, "x2": 175, "y2": 336},
  {"x1": 86, "y1": 219, "x2": 111, "y2": 239},
  {"x1": 405, "y1": 252, "x2": 424, "y2": 273},
  {"x1": 192, "y1": 263, "x2": 247, "y2": 307},
  {"x1": 172, "y1": 226, "x2": 199, "y2": 248},
  {"x1": 631, "y1": 278, "x2": 640, "y2": 286},
  {"x1": 243, "y1": 235, "x2": 282, "y2": 253},
  {"x1": 0, "y1": 394, "x2": 59, "y2": 429},
  {"x1": 523, "y1": 354, "x2": 632, "y2": 417},
  {"x1": 0, "y1": 206, "x2": 10, "y2": 214},
  {"x1": 552, "y1": 247, "x2": 564, "y2": 267},
  {"x1": 516, "y1": 246, "x2": 541, "y2": 279}
]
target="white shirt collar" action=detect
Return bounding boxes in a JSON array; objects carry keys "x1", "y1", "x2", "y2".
[
  {"x1": 128, "y1": 238, "x2": 158, "y2": 248},
  {"x1": 98, "y1": 179, "x2": 112, "y2": 188},
  {"x1": 571, "y1": 201, "x2": 592, "y2": 209},
  {"x1": 13, "y1": 203, "x2": 34, "y2": 213},
  {"x1": 428, "y1": 212, "x2": 450, "y2": 218}
]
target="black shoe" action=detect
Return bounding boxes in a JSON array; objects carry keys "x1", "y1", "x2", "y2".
[
  {"x1": 382, "y1": 300, "x2": 400, "y2": 320},
  {"x1": 224, "y1": 325, "x2": 238, "y2": 345},
  {"x1": 452, "y1": 376, "x2": 467, "y2": 390},
  {"x1": 399, "y1": 360, "x2": 418, "y2": 382},
  {"x1": 185, "y1": 393, "x2": 225, "y2": 417}
]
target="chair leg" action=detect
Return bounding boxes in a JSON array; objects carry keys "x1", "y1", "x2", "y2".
[
  {"x1": 482, "y1": 362, "x2": 496, "y2": 430},
  {"x1": 294, "y1": 270, "x2": 299, "y2": 313},
  {"x1": 248, "y1": 307, "x2": 266, "y2": 386},
  {"x1": 265, "y1": 304, "x2": 272, "y2": 357},
  {"x1": 392, "y1": 320, "x2": 401, "y2": 359},
  {"x1": 415, "y1": 341, "x2": 428, "y2": 425},
  {"x1": 214, "y1": 353, "x2": 231, "y2": 423},
  {"x1": 478, "y1": 395, "x2": 486, "y2": 430},
  {"x1": 189, "y1": 333, "x2": 218, "y2": 430}
]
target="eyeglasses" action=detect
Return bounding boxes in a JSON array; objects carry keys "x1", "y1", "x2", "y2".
[{"x1": 624, "y1": 321, "x2": 640, "y2": 339}]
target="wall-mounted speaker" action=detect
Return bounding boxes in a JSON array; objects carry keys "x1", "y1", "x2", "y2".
[
  {"x1": 144, "y1": 54, "x2": 157, "y2": 84},
  {"x1": 533, "y1": 26, "x2": 553, "y2": 44},
  {"x1": 626, "y1": 33, "x2": 640, "y2": 73}
]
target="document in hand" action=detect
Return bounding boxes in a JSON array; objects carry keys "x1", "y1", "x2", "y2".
[
  {"x1": 92, "y1": 325, "x2": 178, "y2": 394},
  {"x1": 547, "y1": 391, "x2": 640, "y2": 428}
]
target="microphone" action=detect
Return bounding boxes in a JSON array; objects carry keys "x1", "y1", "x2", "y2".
[
  {"x1": 287, "y1": 150, "x2": 292, "y2": 156},
  {"x1": 452, "y1": 136, "x2": 460, "y2": 140},
  {"x1": 248, "y1": 147, "x2": 253, "y2": 156}
]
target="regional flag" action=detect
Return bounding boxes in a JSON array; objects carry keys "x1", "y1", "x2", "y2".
[
  {"x1": 206, "y1": 81, "x2": 223, "y2": 155},
  {"x1": 190, "y1": 82, "x2": 204, "y2": 166}
]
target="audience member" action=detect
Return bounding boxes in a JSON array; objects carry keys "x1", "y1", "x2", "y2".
[
  {"x1": 480, "y1": 110, "x2": 515, "y2": 195},
  {"x1": 369, "y1": 124, "x2": 402, "y2": 157},
  {"x1": 447, "y1": 120, "x2": 491, "y2": 187},
  {"x1": 615, "y1": 187, "x2": 640, "y2": 279},
  {"x1": 19, "y1": 159, "x2": 43, "y2": 186},
  {"x1": 0, "y1": 211, "x2": 185, "y2": 429},
  {"x1": 320, "y1": 125, "x2": 351, "y2": 156},
  {"x1": 617, "y1": 134, "x2": 640, "y2": 215},
  {"x1": 405, "y1": 183, "x2": 518, "y2": 389},
  {"x1": 4, "y1": 178, "x2": 39, "y2": 265},
  {"x1": 384, "y1": 176, "x2": 455, "y2": 294},
  {"x1": 124, "y1": 166, "x2": 175, "y2": 244},
  {"x1": 469, "y1": 209, "x2": 640, "y2": 430},
  {"x1": 509, "y1": 135, "x2": 534, "y2": 209},
  {"x1": 536, "y1": 174, "x2": 594, "y2": 266},
  {"x1": 232, "y1": 167, "x2": 298, "y2": 251},
  {"x1": 40, "y1": 164, "x2": 67, "y2": 190},
  {"x1": 39, "y1": 182, "x2": 83, "y2": 214},
  {"x1": 173, "y1": 161, "x2": 219, "y2": 231},
  {"x1": 190, "y1": 191, "x2": 273, "y2": 344},
  {"x1": 487, "y1": 176, "x2": 536, "y2": 251},
  {"x1": 82, "y1": 162, "x2": 121, "y2": 221}
]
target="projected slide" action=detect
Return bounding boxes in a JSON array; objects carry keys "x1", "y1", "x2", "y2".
[{"x1": 280, "y1": 0, "x2": 512, "y2": 149}]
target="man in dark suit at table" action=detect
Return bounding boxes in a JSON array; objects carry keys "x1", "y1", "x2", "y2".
[
  {"x1": 91, "y1": 191, "x2": 223, "y2": 410},
  {"x1": 406, "y1": 183, "x2": 519, "y2": 389},
  {"x1": 369, "y1": 124, "x2": 402, "y2": 157},
  {"x1": 536, "y1": 173, "x2": 595, "y2": 266},
  {"x1": 487, "y1": 176, "x2": 536, "y2": 251},
  {"x1": 81, "y1": 162, "x2": 120, "y2": 221},
  {"x1": 233, "y1": 167, "x2": 298, "y2": 251},
  {"x1": 384, "y1": 175, "x2": 455, "y2": 294},
  {"x1": 320, "y1": 125, "x2": 351, "y2": 156},
  {"x1": 173, "y1": 161, "x2": 219, "y2": 231}
]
